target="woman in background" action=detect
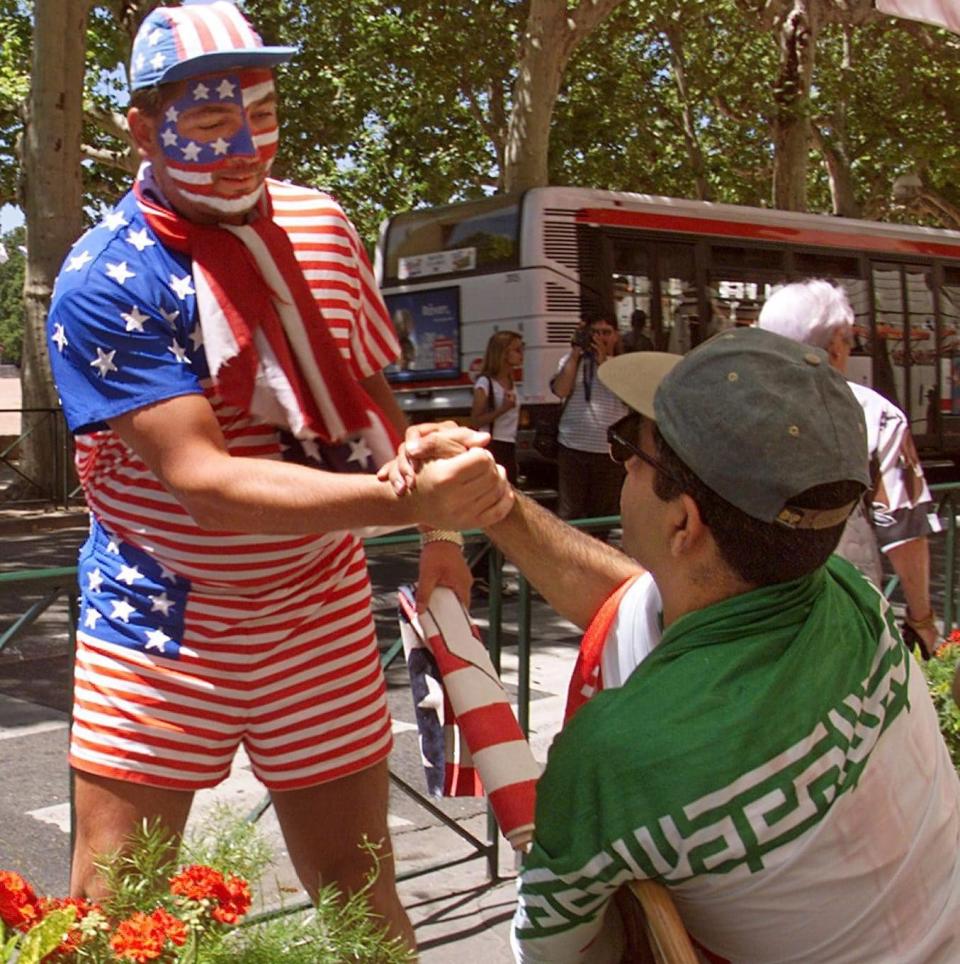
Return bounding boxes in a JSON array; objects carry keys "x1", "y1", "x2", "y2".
[{"x1": 471, "y1": 330, "x2": 523, "y2": 485}]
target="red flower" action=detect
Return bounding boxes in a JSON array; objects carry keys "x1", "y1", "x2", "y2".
[
  {"x1": 0, "y1": 870, "x2": 42, "y2": 931},
  {"x1": 169, "y1": 864, "x2": 225, "y2": 903},
  {"x1": 108, "y1": 906, "x2": 187, "y2": 962},
  {"x1": 170, "y1": 864, "x2": 250, "y2": 924},
  {"x1": 210, "y1": 875, "x2": 251, "y2": 924}
]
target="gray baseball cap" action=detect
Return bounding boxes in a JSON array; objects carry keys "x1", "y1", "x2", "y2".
[{"x1": 598, "y1": 326, "x2": 869, "y2": 529}]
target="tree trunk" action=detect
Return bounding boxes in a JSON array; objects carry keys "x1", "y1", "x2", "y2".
[
  {"x1": 771, "y1": 1, "x2": 817, "y2": 211},
  {"x1": 503, "y1": 0, "x2": 626, "y2": 193},
  {"x1": 663, "y1": 22, "x2": 711, "y2": 202},
  {"x1": 18, "y1": 0, "x2": 91, "y2": 501}
]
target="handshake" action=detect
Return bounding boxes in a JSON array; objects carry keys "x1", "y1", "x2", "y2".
[{"x1": 376, "y1": 421, "x2": 515, "y2": 531}]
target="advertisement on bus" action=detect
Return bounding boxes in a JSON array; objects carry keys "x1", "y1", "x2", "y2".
[{"x1": 384, "y1": 286, "x2": 461, "y2": 382}]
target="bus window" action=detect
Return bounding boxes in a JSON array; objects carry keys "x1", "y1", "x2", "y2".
[
  {"x1": 871, "y1": 263, "x2": 936, "y2": 429},
  {"x1": 382, "y1": 196, "x2": 520, "y2": 283},
  {"x1": 611, "y1": 238, "x2": 697, "y2": 352}
]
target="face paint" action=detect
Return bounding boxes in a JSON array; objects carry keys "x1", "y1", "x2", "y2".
[{"x1": 157, "y1": 68, "x2": 278, "y2": 214}]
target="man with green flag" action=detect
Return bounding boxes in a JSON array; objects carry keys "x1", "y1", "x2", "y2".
[{"x1": 386, "y1": 326, "x2": 960, "y2": 961}]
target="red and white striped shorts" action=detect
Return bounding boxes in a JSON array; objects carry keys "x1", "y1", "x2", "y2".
[{"x1": 69, "y1": 538, "x2": 392, "y2": 792}]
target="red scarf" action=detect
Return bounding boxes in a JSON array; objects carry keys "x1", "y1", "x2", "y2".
[{"x1": 135, "y1": 181, "x2": 394, "y2": 449}]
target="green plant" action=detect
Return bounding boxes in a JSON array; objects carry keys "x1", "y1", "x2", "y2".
[
  {"x1": 0, "y1": 810, "x2": 413, "y2": 963},
  {"x1": 920, "y1": 640, "x2": 960, "y2": 770}
]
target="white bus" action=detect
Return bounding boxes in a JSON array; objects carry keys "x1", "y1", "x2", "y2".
[{"x1": 375, "y1": 186, "x2": 960, "y2": 480}]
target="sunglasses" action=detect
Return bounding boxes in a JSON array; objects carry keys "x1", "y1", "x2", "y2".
[{"x1": 607, "y1": 413, "x2": 683, "y2": 486}]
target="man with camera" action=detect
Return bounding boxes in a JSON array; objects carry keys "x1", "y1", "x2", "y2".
[{"x1": 551, "y1": 317, "x2": 629, "y2": 527}]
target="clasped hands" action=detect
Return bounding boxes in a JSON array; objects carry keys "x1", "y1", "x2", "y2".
[{"x1": 378, "y1": 421, "x2": 515, "y2": 532}]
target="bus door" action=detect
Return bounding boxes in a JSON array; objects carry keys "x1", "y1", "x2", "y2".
[
  {"x1": 604, "y1": 235, "x2": 698, "y2": 352},
  {"x1": 869, "y1": 262, "x2": 937, "y2": 439}
]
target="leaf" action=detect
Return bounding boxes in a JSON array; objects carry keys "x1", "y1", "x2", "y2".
[{"x1": 15, "y1": 907, "x2": 76, "y2": 964}]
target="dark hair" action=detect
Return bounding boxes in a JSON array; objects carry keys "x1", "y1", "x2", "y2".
[
  {"x1": 129, "y1": 81, "x2": 186, "y2": 118},
  {"x1": 651, "y1": 427, "x2": 860, "y2": 586},
  {"x1": 630, "y1": 308, "x2": 647, "y2": 328}
]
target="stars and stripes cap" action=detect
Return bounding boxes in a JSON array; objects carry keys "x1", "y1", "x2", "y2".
[{"x1": 130, "y1": 1, "x2": 296, "y2": 92}]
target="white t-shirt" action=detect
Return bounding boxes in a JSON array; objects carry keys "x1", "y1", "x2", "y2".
[{"x1": 475, "y1": 375, "x2": 519, "y2": 444}]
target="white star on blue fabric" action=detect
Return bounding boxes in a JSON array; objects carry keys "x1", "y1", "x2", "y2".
[
  {"x1": 87, "y1": 568, "x2": 104, "y2": 593},
  {"x1": 121, "y1": 305, "x2": 149, "y2": 332},
  {"x1": 347, "y1": 437, "x2": 373, "y2": 466},
  {"x1": 216, "y1": 78, "x2": 237, "y2": 99},
  {"x1": 417, "y1": 674, "x2": 445, "y2": 715},
  {"x1": 148, "y1": 28, "x2": 163, "y2": 46},
  {"x1": 160, "y1": 307, "x2": 180, "y2": 325},
  {"x1": 111, "y1": 598, "x2": 136, "y2": 623},
  {"x1": 66, "y1": 251, "x2": 92, "y2": 272},
  {"x1": 125, "y1": 228, "x2": 155, "y2": 252},
  {"x1": 84, "y1": 608, "x2": 102, "y2": 629},
  {"x1": 167, "y1": 339, "x2": 190, "y2": 364},
  {"x1": 90, "y1": 347, "x2": 118, "y2": 379},
  {"x1": 189, "y1": 325, "x2": 203, "y2": 351},
  {"x1": 52, "y1": 323, "x2": 68, "y2": 352},
  {"x1": 151, "y1": 51, "x2": 165, "y2": 71},
  {"x1": 169, "y1": 274, "x2": 195, "y2": 299},
  {"x1": 149, "y1": 592, "x2": 175, "y2": 617},
  {"x1": 105, "y1": 261, "x2": 135, "y2": 285},
  {"x1": 144, "y1": 628, "x2": 170, "y2": 653},
  {"x1": 117, "y1": 564, "x2": 144, "y2": 586},
  {"x1": 102, "y1": 210, "x2": 129, "y2": 232},
  {"x1": 192, "y1": 82, "x2": 210, "y2": 100},
  {"x1": 106, "y1": 539, "x2": 121, "y2": 555}
]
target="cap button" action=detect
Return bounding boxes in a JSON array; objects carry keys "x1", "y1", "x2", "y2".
[{"x1": 804, "y1": 352, "x2": 821, "y2": 366}]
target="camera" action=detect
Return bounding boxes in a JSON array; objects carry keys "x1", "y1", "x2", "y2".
[{"x1": 571, "y1": 327, "x2": 594, "y2": 352}]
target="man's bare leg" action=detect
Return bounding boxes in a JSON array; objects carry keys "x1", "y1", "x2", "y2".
[
  {"x1": 270, "y1": 759, "x2": 415, "y2": 953},
  {"x1": 70, "y1": 769, "x2": 194, "y2": 899}
]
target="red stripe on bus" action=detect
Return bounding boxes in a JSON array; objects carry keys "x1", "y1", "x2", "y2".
[{"x1": 574, "y1": 208, "x2": 960, "y2": 260}]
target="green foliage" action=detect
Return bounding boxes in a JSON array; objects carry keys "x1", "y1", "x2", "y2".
[
  {"x1": 13, "y1": 907, "x2": 77, "y2": 964},
  {"x1": 921, "y1": 645, "x2": 960, "y2": 770},
  {"x1": 74, "y1": 813, "x2": 413, "y2": 963},
  {"x1": 0, "y1": 225, "x2": 24, "y2": 365}
]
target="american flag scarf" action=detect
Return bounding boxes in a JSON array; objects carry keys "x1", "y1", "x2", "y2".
[
  {"x1": 135, "y1": 180, "x2": 399, "y2": 461},
  {"x1": 398, "y1": 585, "x2": 539, "y2": 850}
]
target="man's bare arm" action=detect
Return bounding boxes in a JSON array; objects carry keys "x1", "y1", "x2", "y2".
[
  {"x1": 486, "y1": 491, "x2": 642, "y2": 630},
  {"x1": 109, "y1": 394, "x2": 513, "y2": 534}
]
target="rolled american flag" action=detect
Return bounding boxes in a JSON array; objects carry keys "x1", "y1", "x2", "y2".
[{"x1": 398, "y1": 585, "x2": 539, "y2": 850}]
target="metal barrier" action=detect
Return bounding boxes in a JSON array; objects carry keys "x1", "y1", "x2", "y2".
[{"x1": 0, "y1": 407, "x2": 79, "y2": 508}]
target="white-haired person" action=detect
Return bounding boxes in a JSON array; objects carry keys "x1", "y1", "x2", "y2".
[{"x1": 759, "y1": 279, "x2": 940, "y2": 657}]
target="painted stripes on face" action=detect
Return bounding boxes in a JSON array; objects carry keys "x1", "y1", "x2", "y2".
[{"x1": 159, "y1": 69, "x2": 278, "y2": 212}]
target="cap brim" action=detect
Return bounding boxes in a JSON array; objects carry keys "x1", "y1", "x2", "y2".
[
  {"x1": 597, "y1": 352, "x2": 683, "y2": 419},
  {"x1": 149, "y1": 47, "x2": 297, "y2": 88}
]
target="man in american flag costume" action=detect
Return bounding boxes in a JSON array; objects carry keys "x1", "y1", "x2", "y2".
[
  {"x1": 46, "y1": 2, "x2": 513, "y2": 950},
  {"x1": 390, "y1": 327, "x2": 960, "y2": 961}
]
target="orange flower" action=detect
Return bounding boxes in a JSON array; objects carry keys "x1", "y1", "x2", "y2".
[
  {"x1": 0, "y1": 870, "x2": 42, "y2": 931},
  {"x1": 170, "y1": 864, "x2": 250, "y2": 924},
  {"x1": 108, "y1": 906, "x2": 187, "y2": 962},
  {"x1": 169, "y1": 864, "x2": 225, "y2": 903},
  {"x1": 210, "y1": 875, "x2": 251, "y2": 924}
]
